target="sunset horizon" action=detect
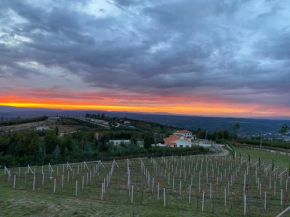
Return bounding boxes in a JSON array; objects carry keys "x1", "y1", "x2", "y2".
[{"x1": 1, "y1": 101, "x2": 290, "y2": 120}]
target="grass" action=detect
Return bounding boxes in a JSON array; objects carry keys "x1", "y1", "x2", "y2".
[
  {"x1": 236, "y1": 146, "x2": 290, "y2": 168},
  {"x1": 0, "y1": 184, "x2": 217, "y2": 217},
  {"x1": 0, "y1": 154, "x2": 289, "y2": 217}
]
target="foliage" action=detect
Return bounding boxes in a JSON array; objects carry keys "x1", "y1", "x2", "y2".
[
  {"x1": 233, "y1": 123, "x2": 240, "y2": 134},
  {"x1": 96, "y1": 133, "x2": 110, "y2": 152},
  {"x1": 279, "y1": 124, "x2": 289, "y2": 135},
  {"x1": 143, "y1": 132, "x2": 154, "y2": 149},
  {"x1": 236, "y1": 138, "x2": 290, "y2": 149},
  {"x1": 0, "y1": 116, "x2": 48, "y2": 126},
  {"x1": 44, "y1": 131, "x2": 59, "y2": 155},
  {"x1": 0, "y1": 128, "x2": 208, "y2": 167}
]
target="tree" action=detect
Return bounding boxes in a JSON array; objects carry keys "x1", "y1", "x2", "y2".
[
  {"x1": 25, "y1": 130, "x2": 39, "y2": 156},
  {"x1": 7, "y1": 131, "x2": 39, "y2": 157},
  {"x1": 55, "y1": 126, "x2": 59, "y2": 136},
  {"x1": 233, "y1": 123, "x2": 240, "y2": 134},
  {"x1": 97, "y1": 133, "x2": 110, "y2": 152},
  {"x1": 213, "y1": 129, "x2": 231, "y2": 141},
  {"x1": 44, "y1": 131, "x2": 59, "y2": 154},
  {"x1": 130, "y1": 132, "x2": 138, "y2": 144},
  {"x1": 8, "y1": 132, "x2": 26, "y2": 157},
  {"x1": 144, "y1": 132, "x2": 154, "y2": 149},
  {"x1": 279, "y1": 124, "x2": 289, "y2": 136},
  {"x1": 63, "y1": 134, "x2": 73, "y2": 151}
]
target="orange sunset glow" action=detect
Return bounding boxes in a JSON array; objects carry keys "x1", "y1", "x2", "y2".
[{"x1": 1, "y1": 91, "x2": 290, "y2": 118}]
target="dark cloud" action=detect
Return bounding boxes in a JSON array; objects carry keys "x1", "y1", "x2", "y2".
[{"x1": 0, "y1": 0, "x2": 289, "y2": 107}]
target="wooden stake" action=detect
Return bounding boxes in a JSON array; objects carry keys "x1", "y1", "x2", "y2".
[
  {"x1": 82, "y1": 176, "x2": 84, "y2": 190},
  {"x1": 202, "y1": 191, "x2": 205, "y2": 212},
  {"x1": 157, "y1": 182, "x2": 160, "y2": 199},
  {"x1": 53, "y1": 178, "x2": 56, "y2": 193},
  {"x1": 13, "y1": 175, "x2": 16, "y2": 189},
  {"x1": 101, "y1": 183, "x2": 104, "y2": 200},
  {"x1": 244, "y1": 194, "x2": 246, "y2": 216},
  {"x1": 210, "y1": 183, "x2": 212, "y2": 199},
  {"x1": 33, "y1": 175, "x2": 35, "y2": 191},
  {"x1": 224, "y1": 188, "x2": 227, "y2": 207},
  {"x1": 163, "y1": 188, "x2": 166, "y2": 207},
  {"x1": 131, "y1": 185, "x2": 134, "y2": 204},
  {"x1": 281, "y1": 189, "x2": 283, "y2": 206},
  {"x1": 75, "y1": 180, "x2": 78, "y2": 197},
  {"x1": 189, "y1": 185, "x2": 192, "y2": 203},
  {"x1": 264, "y1": 192, "x2": 267, "y2": 210}
]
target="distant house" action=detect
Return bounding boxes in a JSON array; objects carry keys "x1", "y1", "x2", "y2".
[
  {"x1": 173, "y1": 130, "x2": 195, "y2": 139},
  {"x1": 163, "y1": 135, "x2": 192, "y2": 148},
  {"x1": 95, "y1": 132, "x2": 100, "y2": 139},
  {"x1": 90, "y1": 119, "x2": 109, "y2": 125},
  {"x1": 100, "y1": 120, "x2": 109, "y2": 125},
  {"x1": 49, "y1": 116, "x2": 60, "y2": 120},
  {"x1": 109, "y1": 140, "x2": 131, "y2": 146},
  {"x1": 153, "y1": 143, "x2": 167, "y2": 147},
  {"x1": 124, "y1": 121, "x2": 131, "y2": 126},
  {"x1": 35, "y1": 126, "x2": 49, "y2": 131}
]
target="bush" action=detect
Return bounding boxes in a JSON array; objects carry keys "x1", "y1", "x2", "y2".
[{"x1": 237, "y1": 138, "x2": 290, "y2": 149}]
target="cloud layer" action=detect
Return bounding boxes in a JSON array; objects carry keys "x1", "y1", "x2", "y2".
[{"x1": 0, "y1": 0, "x2": 290, "y2": 117}]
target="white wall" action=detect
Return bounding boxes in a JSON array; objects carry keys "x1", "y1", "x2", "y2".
[
  {"x1": 174, "y1": 140, "x2": 192, "y2": 148},
  {"x1": 109, "y1": 140, "x2": 131, "y2": 146}
]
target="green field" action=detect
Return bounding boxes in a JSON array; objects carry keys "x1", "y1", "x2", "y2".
[
  {"x1": 0, "y1": 152, "x2": 289, "y2": 217},
  {"x1": 236, "y1": 146, "x2": 290, "y2": 168}
]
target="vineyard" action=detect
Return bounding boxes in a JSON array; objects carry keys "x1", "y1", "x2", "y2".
[{"x1": 0, "y1": 155, "x2": 289, "y2": 217}]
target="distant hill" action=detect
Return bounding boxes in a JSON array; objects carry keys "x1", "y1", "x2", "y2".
[
  {"x1": 116, "y1": 113, "x2": 290, "y2": 135},
  {"x1": 0, "y1": 106, "x2": 290, "y2": 135}
]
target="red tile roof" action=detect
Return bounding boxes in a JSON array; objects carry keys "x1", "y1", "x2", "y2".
[
  {"x1": 163, "y1": 135, "x2": 191, "y2": 146},
  {"x1": 177, "y1": 130, "x2": 192, "y2": 133}
]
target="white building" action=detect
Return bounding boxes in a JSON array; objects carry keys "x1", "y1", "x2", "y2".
[
  {"x1": 173, "y1": 130, "x2": 195, "y2": 139},
  {"x1": 109, "y1": 140, "x2": 131, "y2": 146},
  {"x1": 163, "y1": 135, "x2": 193, "y2": 148},
  {"x1": 124, "y1": 121, "x2": 131, "y2": 126},
  {"x1": 153, "y1": 143, "x2": 167, "y2": 147},
  {"x1": 35, "y1": 126, "x2": 49, "y2": 131}
]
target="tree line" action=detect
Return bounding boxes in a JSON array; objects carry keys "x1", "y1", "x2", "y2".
[
  {"x1": 0, "y1": 116, "x2": 48, "y2": 127},
  {"x1": 0, "y1": 129, "x2": 207, "y2": 167}
]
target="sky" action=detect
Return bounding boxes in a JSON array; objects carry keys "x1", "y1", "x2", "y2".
[{"x1": 0, "y1": 0, "x2": 290, "y2": 118}]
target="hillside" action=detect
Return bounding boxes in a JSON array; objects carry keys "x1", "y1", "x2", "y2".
[{"x1": 1, "y1": 106, "x2": 290, "y2": 135}]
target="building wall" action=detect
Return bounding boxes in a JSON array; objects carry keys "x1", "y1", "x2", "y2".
[
  {"x1": 109, "y1": 140, "x2": 131, "y2": 146},
  {"x1": 174, "y1": 140, "x2": 192, "y2": 147}
]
